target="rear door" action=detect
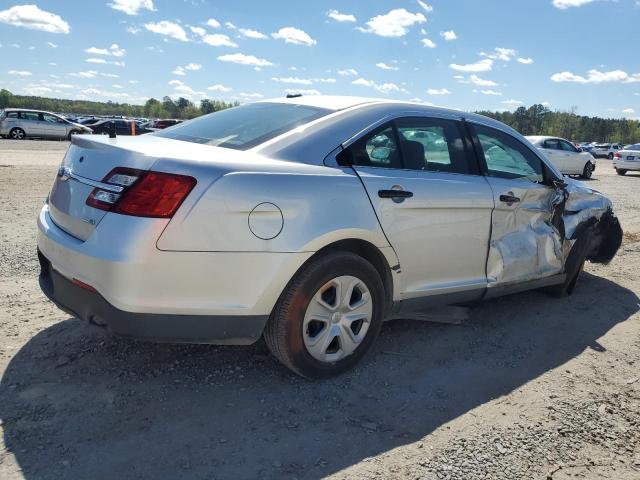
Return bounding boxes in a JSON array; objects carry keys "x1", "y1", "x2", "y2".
[
  {"x1": 468, "y1": 122, "x2": 565, "y2": 289},
  {"x1": 343, "y1": 115, "x2": 494, "y2": 301}
]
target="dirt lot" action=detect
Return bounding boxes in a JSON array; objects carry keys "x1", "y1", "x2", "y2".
[{"x1": 0, "y1": 139, "x2": 639, "y2": 480}]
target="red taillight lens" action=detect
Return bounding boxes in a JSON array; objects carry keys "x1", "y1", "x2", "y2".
[
  {"x1": 614, "y1": 152, "x2": 621, "y2": 158},
  {"x1": 86, "y1": 167, "x2": 196, "y2": 218}
]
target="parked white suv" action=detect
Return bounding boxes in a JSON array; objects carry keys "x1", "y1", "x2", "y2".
[
  {"x1": 592, "y1": 143, "x2": 623, "y2": 159},
  {"x1": 526, "y1": 136, "x2": 596, "y2": 179},
  {"x1": 0, "y1": 108, "x2": 92, "y2": 140},
  {"x1": 37, "y1": 96, "x2": 622, "y2": 378}
]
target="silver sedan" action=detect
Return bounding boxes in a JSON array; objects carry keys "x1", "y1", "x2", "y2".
[
  {"x1": 37, "y1": 96, "x2": 622, "y2": 378},
  {"x1": 0, "y1": 108, "x2": 92, "y2": 140}
]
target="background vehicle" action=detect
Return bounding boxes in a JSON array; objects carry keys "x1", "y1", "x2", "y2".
[
  {"x1": 613, "y1": 143, "x2": 640, "y2": 175},
  {"x1": 37, "y1": 97, "x2": 622, "y2": 378},
  {"x1": 0, "y1": 108, "x2": 92, "y2": 140},
  {"x1": 152, "y1": 119, "x2": 183, "y2": 129},
  {"x1": 89, "y1": 119, "x2": 153, "y2": 136},
  {"x1": 526, "y1": 135, "x2": 596, "y2": 178},
  {"x1": 592, "y1": 143, "x2": 623, "y2": 159}
]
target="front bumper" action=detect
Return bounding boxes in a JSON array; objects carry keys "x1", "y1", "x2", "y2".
[{"x1": 38, "y1": 250, "x2": 268, "y2": 344}]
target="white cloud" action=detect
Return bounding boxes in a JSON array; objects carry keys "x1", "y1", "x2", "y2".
[
  {"x1": 207, "y1": 84, "x2": 232, "y2": 92},
  {"x1": 144, "y1": 21, "x2": 189, "y2": 42},
  {"x1": 480, "y1": 89, "x2": 502, "y2": 96},
  {"x1": 550, "y1": 69, "x2": 640, "y2": 84},
  {"x1": 469, "y1": 74, "x2": 498, "y2": 86},
  {"x1": 417, "y1": 1, "x2": 433, "y2": 12},
  {"x1": 127, "y1": 26, "x2": 140, "y2": 34},
  {"x1": 71, "y1": 70, "x2": 98, "y2": 78},
  {"x1": 421, "y1": 38, "x2": 436, "y2": 48},
  {"x1": 359, "y1": 9, "x2": 426, "y2": 37},
  {"x1": 217, "y1": 53, "x2": 273, "y2": 67},
  {"x1": 7, "y1": 70, "x2": 32, "y2": 76},
  {"x1": 427, "y1": 88, "x2": 451, "y2": 95},
  {"x1": 450, "y1": 59, "x2": 493, "y2": 72},
  {"x1": 109, "y1": 0, "x2": 155, "y2": 15},
  {"x1": 376, "y1": 62, "x2": 399, "y2": 71},
  {"x1": 238, "y1": 28, "x2": 268, "y2": 39},
  {"x1": 338, "y1": 68, "x2": 358, "y2": 76},
  {"x1": 101, "y1": 73, "x2": 119, "y2": 78},
  {"x1": 207, "y1": 18, "x2": 221, "y2": 28},
  {"x1": 47, "y1": 42, "x2": 57, "y2": 48},
  {"x1": 201, "y1": 33, "x2": 237, "y2": 47},
  {"x1": 517, "y1": 57, "x2": 534, "y2": 65},
  {"x1": 86, "y1": 58, "x2": 107, "y2": 64},
  {"x1": 272, "y1": 77, "x2": 313, "y2": 85},
  {"x1": 352, "y1": 78, "x2": 402, "y2": 94},
  {"x1": 185, "y1": 63, "x2": 201, "y2": 71},
  {"x1": 272, "y1": 27, "x2": 316, "y2": 46},
  {"x1": 224, "y1": 21, "x2": 236, "y2": 30},
  {"x1": 173, "y1": 66, "x2": 185, "y2": 76},
  {"x1": 552, "y1": 0, "x2": 600, "y2": 9},
  {"x1": 327, "y1": 9, "x2": 356, "y2": 22},
  {"x1": 622, "y1": 108, "x2": 635, "y2": 114},
  {"x1": 85, "y1": 44, "x2": 126, "y2": 57},
  {"x1": 502, "y1": 99, "x2": 524, "y2": 107},
  {"x1": 481, "y1": 47, "x2": 516, "y2": 61},
  {"x1": 315, "y1": 77, "x2": 336, "y2": 83},
  {"x1": 440, "y1": 30, "x2": 457, "y2": 41},
  {"x1": 0, "y1": 4, "x2": 70, "y2": 34}
]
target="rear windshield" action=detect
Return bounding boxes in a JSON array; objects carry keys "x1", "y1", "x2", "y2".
[
  {"x1": 153, "y1": 102, "x2": 332, "y2": 150},
  {"x1": 629, "y1": 144, "x2": 640, "y2": 151}
]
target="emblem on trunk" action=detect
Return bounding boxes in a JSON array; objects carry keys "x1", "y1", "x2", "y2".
[{"x1": 57, "y1": 166, "x2": 71, "y2": 181}]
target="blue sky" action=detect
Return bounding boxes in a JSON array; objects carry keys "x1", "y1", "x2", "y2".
[{"x1": 0, "y1": 0, "x2": 639, "y2": 118}]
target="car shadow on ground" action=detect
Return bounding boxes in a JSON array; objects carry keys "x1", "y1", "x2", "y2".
[{"x1": 1, "y1": 272, "x2": 638, "y2": 480}]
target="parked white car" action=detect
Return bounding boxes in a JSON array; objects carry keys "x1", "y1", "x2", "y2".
[
  {"x1": 612, "y1": 143, "x2": 640, "y2": 175},
  {"x1": 0, "y1": 108, "x2": 92, "y2": 140},
  {"x1": 592, "y1": 143, "x2": 624, "y2": 159},
  {"x1": 526, "y1": 136, "x2": 596, "y2": 179},
  {"x1": 37, "y1": 96, "x2": 622, "y2": 378}
]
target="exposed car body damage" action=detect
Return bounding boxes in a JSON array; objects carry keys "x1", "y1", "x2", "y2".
[{"x1": 486, "y1": 178, "x2": 621, "y2": 288}]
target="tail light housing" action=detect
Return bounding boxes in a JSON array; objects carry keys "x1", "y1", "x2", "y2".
[
  {"x1": 86, "y1": 167, "x2": 196, "y2": 218},
  {"x1": 613, "y1": 152, "x2": 621, "y2": 158}
]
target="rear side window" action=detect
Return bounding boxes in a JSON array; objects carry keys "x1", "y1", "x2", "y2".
[
  {"x1": 6, "y1": 111, "x2": 18, "y2": 118},
  {"x1": 472, "y1": 124, "x2": 544, "y2": 183},
  {"x1": 20, "y1": 112, "x2": 40, "y2": 121},
  {"x1": 154, "y1": 102, "x2": 331, "y2": 150},
  {"x1": 338, "y1": 125, "x2": 402, "y2": 169},
  {"x1": 543, "y1": 139, "x2": 560, "y2": 150},
  {"x1": 396, "y1": 117, "x2": 471, "y2": 174}
]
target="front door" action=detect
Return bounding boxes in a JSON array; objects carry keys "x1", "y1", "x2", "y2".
[
  {"x1": 41, "y1": 113, "x2": 68, "y2": 138},
  {"x1": 469, "y1": 123, "x2": 565, "y2": 289},
  {"x1": 341, "y1": 116, "x2": 495, "y2": 301}
]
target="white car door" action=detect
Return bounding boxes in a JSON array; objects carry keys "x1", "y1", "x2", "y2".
[
  {"x1": 41, "y1": 113, "x2": 68, "y2": 138},
  {"x1": 558, "y1": 139, "x2": 584, "y2": 174},
  {"x1": 469, "y1": 123, "x2": 566, "y2": 290},
  {"x1": 343, "y1": 115, "x2": 495, "y2": 304},
  {"x1": 540, "y1": 138, "x2": 566, "y2": 172}
]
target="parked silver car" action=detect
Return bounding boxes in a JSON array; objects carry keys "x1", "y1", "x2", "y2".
[
  {"x1": 0, "y1": 108, "x2": 92, "y2": 140},
  {"x1": 37, "y1": 96, "x2": 623, "y2": 378}
]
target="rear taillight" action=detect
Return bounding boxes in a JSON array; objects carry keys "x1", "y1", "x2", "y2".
[
  {"x1": 614, "y1": 152, "x2": 621, "y2": 158},
  {"x1": 86, "y1": 167, "x2": 196, "y2": 218}
]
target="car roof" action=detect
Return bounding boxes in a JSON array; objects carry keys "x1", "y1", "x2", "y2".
[
  {"x1": 260, "y1": 95, "x2": 385, "y2": 111},
  {"x1": 2, "y1": 108, "x2": 57, "y2": 114}
]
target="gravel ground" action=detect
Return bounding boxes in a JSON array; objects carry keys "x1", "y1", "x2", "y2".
[{"x1": 0, "y1": 140, "x2": 639, "y2": 480}]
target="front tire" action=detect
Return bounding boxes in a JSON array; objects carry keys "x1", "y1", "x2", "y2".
[
  {"x1": 264, "y1": 251, "x2": 385, "y2": 379},
  {"x1": 608, "y1": 153, "x2": 614, "y2": 160},
  {"x1": 616, "y1": 168, "x2": 627, "y2": 176},
  {"x1": 9, "y1": 128, "x2": 25, "y2": 140},
  {"x1": 581, "y1": 162, "x2": 594, "y2": 179}
]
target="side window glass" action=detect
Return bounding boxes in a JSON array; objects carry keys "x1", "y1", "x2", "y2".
[
  {"x1": 543, "y1": 139, "x2": 559, "y2": 150},
  {"x1": 338, "y1": 124, "x2": 401, "y2": 168},
  {"x1": 43, "y1": 114, "x2": 59, "y2": 123},
  {"x1": 6, "y1": 112, "x2": 18, "y2": 118},
  {"x1": 396, "y1": 117, "x2": 470, "y2": 174},
  {"x1": 473, "y1": 124, "x2": 544, "y2": 183},
  {"x1": 21, "y1": 112, "x2": 40, "y2": 121},
  {"x1": 560, "y1": 140, "x2": 577, "y2": 152}
]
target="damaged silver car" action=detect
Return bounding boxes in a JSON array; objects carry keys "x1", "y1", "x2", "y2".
[{"x1": 37, "y1": 96, "x2": 622, "y2": 378}]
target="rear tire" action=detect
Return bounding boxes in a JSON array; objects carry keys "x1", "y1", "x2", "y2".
[
  {"x1": 9, "y1": 128, "x2": 25, "y2": 140},
  {"x1": 264, "y1": 251, "x2": 385, "y2": 379},
  {"x1": 581, "y1": 162, "x2": 594, "y2": 179},
  {"x1": 616, "y1": 168, "x2": 627, "y2": 176}
]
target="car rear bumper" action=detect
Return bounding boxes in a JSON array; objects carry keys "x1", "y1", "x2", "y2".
[
  {"x1": 613, "y1": 160, "x2": 640, "y2": 170},
  {"x1": 38, "y1": 250, "x2": 268, "y2": 344}
]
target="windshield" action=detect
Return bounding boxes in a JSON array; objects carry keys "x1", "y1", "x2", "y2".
[{"x1": 153, "y1": 102, "x2": 332, "y2": 150}]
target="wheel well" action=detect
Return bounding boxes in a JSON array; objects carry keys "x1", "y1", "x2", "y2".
[{"x1": 312, "y1": 239, "x2": 394, "y2": 314}]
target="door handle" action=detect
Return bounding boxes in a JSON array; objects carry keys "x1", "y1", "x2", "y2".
[
  {"x1": 499, "y1": 193, "x2": 520, "y2": 204},
  {"x1": 378, "y1": 189, "x2": 413, "y2": 199}
]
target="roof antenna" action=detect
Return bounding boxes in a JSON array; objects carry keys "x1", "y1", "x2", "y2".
[{"x1": 286, "y1": 93, "x2": 303, "y2": 99}]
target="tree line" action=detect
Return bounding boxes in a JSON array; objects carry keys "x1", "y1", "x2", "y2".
[
  {"x1": 477, "y1": 104, "x2": 640, "y2": 144},
  {"x1": 0, "y1": 89, "x2": 238, "y2": 119},
  {"x1": 1, "y1": 89, "x2": 638, "y2": 142}
]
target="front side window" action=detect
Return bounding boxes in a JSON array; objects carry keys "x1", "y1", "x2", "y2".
[
  {"x1": 338, "y1": 125, "x2": 402, "y2": 169},
  {"x1": 154, "y1": 102, "x2": 331, "y2": 150},
  {"x1": 43, "y1": 114, "x2": 63, "y2": 123},
  {"x1": 559, "y1": 140, "x2": 578, "y2": 152},
  {"x1": 473, "y1": 124, "x2": 544, "y2": 183},
  {"x1": 6, "y1": 111, "x2": 18, "y2": 119},
  {"x1": 395, "y1": 117, "x2": 470, "y2": 173}
]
